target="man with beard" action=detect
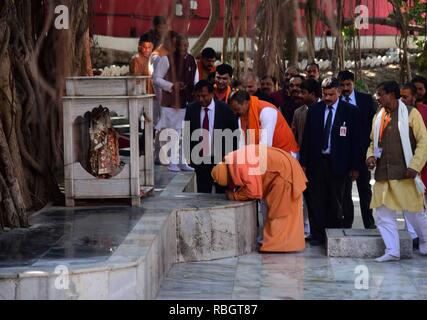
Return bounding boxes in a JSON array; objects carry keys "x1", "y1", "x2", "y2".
[
  {"x1": 411, "y1": 76, "x2": 427, "y2": 105},
  {"x1": 400, "y1": 82, "x2": 427, "y2": 250},
  {"x1": 260, "y1": 75, "x2": 279, "y2": 96},
  {"x1": 270, "y1": 66, "x2": 299, "y2": 120},
  {"x1": 278, "y1": 75, "x2": 305, "y2": 126},
  {"x1": 241, "y1": 72, "x2": 276, "y2": 104}
]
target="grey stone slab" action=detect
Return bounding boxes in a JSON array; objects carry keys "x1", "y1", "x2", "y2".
[
  {"x1": 1, "y1": 165, "x2": 258, "y2": 300},
  {"x1": 69, "y1": 271, "x2": 109, "y2": 300},
  {"x1": 0, "y1": 279, "x2": 16, "y2": 300},
  {"x1": 16, "y1": 276, "x2": 48, "y2": 300},
  {"x1": 327, "y1": 229, "x2": 413, "y2": 258},
  {"x1": 108, "y1": 268, "x2": 137, "y2": 300}
]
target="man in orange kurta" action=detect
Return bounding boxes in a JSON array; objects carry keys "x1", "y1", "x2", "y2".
[
  {"x1": 212, "y1": 145, "x2": 307, "y2": 253},
  {"x1": 228, "y1": 91, "x2": 299, "y2": 155}
]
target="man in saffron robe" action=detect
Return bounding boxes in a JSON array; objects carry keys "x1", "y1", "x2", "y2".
[
  {"x1": 211, "y1": 145, "x2": 307, "y2": 253},
  {"x1": 228, "y1": 90, "x2": 299, "y2": 155}
]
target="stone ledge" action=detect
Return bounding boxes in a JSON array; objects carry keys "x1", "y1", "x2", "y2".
[
  {"x1": 0, "y1": 170, "x2": 257, "y2": 300},
  {"x1": 326, "y1": 229, "x2": 413, "y2": 259}
]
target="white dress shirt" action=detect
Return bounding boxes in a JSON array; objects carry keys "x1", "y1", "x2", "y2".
[
  {"x1": 259, "y1": 107, "x2": 278, "y2": 147},
  {"x1": 200, "y1": 99, "x2": 216, "y2": 152},
  {"x1": 323, "y1": 99, "x2": 339, "y2": 154},
  {"x1": 342, "y1": 90, "x2": 357, "y2": 107},
  {"x1": 152, "y1": 55, "x2": 200, "y2": 98},
  {"x1": 152, "y1": 55, "x2": 173, "y2": 94},
  {"x1": 237, "y1": 107, "x2": 278, "y2": 148}
]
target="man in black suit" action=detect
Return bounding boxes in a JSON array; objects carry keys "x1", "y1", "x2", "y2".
[
  {"x1": 300, "y1": 78, "x2": 362, "y2": 245},
  {"x1": 338, "y1": 70, "x2": 377, "y2": 229},
  {"x1": 184, "y1": 80, "x2": 239, "y2": 193}
]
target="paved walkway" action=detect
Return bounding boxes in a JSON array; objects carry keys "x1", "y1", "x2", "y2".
[{"x1": 157, "y1": 188, "x2": 427, "y2": 300}]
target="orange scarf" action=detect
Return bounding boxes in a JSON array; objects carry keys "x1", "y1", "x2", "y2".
[
  {"x1": 379, "y1": 111, "x2": 392, "y2": 142},
  {"x1": 214, "y1": 85, "x2": 231, "y2": 103},
  {"x1": 241, "y1": 96, "x2": 299, "y2": 153}
]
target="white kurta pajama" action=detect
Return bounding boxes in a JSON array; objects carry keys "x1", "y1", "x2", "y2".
[
  {"x1": 152, "y1": 55, "x2": 199, "y2": 166},
  {"x1": 368, "y1": 103, "x2": 427, "y2": 258}
]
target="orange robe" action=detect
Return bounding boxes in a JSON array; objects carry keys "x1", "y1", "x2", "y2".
[
  {"x1": 225, "y1": 145, "x2": 307, "y2": 252},
  {"x1": 240, "y1": 96, "x2": 299, "y2": 153}
]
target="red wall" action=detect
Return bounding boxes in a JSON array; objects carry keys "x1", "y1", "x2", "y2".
[
  {"x1": 91, "y1": 0, "x2": 260, "y2": 37},
  {"x1": 90, "y1": 0, "x2": 401, "y2": 38}
]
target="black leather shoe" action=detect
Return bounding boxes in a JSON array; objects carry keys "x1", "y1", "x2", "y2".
[
  {"x1": 309, "y1": 239, "x2": 325, "y2": 247},
  {"x1": 366, "y1": 225, "x2": 377, "y2": 230},
  {"x1": 305, "y1": 235, "x2": 313, "y2": 242},
  {"x1": 413, "y1": 238, "x2": 420, "y2": 250}
]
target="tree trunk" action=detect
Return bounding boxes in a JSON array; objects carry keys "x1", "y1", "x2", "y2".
[
  {"x1": 332, "y1": 0, "x2": 345, "y2": 72},
  {"x1": 355, "y1": 0, "x2": 363, "y2": 81},
  {"x1": 284, "y1": 0, "x2": 298, "y2": 67},
  {"x1": 254, "y1": 0, "x2": 283, "y2": 81},
  {"x1": 0, "y1": 0, "x2": 90, "y2": 230},
  {"x1": 191, "y1": 0, "x2": 220, "y2": 57},
  {"x1": 222, "y1": 0, "x2": 234, "y2": 63},
  {"x1": 305, "y1": 0, "x2": 317, "y2": 63},
  {"x1": 241, "y1": 0, "x2": 248, "y2": 73},
  {"x1": 389, "y1": 0, "x2": 411, "y2": 83}
]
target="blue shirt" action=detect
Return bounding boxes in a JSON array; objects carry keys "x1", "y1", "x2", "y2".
[{"x1": 342, "y1": 90, "x2": 357, "y2": 107}]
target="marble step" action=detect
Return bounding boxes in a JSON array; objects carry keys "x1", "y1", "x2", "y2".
[{"x1": 326, "y1": 229, "x2": 413, "y2": 259}]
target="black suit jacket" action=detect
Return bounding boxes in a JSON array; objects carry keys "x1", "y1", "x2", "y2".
[
  {"x1": 184, "y1": 99, "x2": 239, "y2": 166},
  {"x1": 300, "y1": 100, "x2": 362, "y2": 177},
  {"x1": 353, "y1": 91, "x2": 377, "y2": 155}
]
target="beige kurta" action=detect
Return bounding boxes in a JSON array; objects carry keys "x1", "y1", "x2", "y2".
[{"x1": 367, "y1": 108, "x2": 427, "y2": 212}]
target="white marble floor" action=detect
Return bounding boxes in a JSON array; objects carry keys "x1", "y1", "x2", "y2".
[{"x1": 157, "y1": 187, "x2": 427, "y2": 300}]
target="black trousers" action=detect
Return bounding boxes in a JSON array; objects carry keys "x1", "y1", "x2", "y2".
[
  {"x1": 195, "y1": 164, "x2": 226, "y2": 194},
  {"x1": 343, "y1": 165, "x2": 376, "y2": 228},
  {"x1": 307, "y1": 156, "x2": 346, "y2": 242}
]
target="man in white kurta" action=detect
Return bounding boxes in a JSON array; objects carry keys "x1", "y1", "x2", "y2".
[
  {"x1": 367, "y1": 81, "x2": 427, "y2": 262},
  {"x1": 152, "y1": 36, "x2": 199, "y2": 172}
]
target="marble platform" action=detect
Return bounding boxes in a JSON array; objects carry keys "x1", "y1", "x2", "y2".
[
  {"x1": 327, "y1": 229, "x2": 413, "y2": 259},
  {"x1": 0, "y1": 166, "x2": 257, "y2": 300}
]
